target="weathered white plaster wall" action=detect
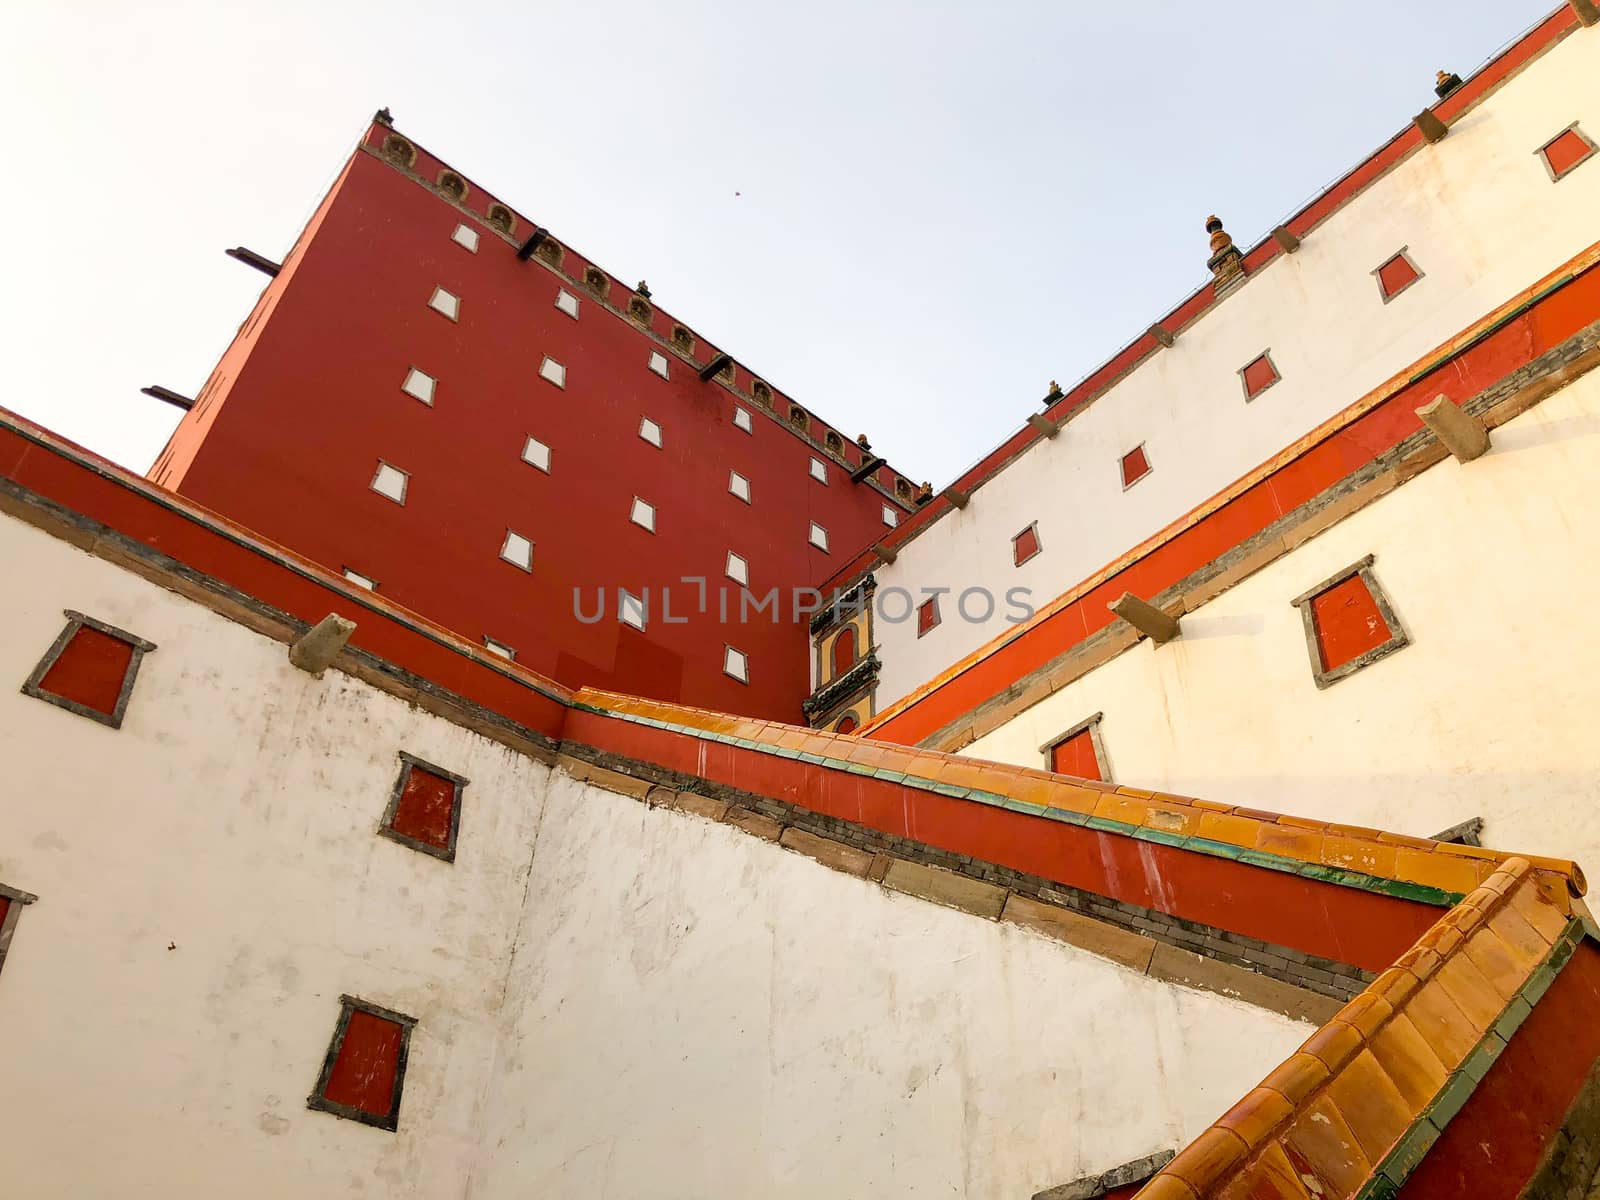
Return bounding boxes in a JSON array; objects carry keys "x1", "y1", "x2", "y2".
[
  {"x1": 874, "y1": 27, "x2": 1600, "y2": 708},
  {"x1": 0, "y1": 510, "x2": 553, "y2": 1199},
  {"x1": 966, "y1": 367, "x2": 1600, "y2": 879},
  {"x1": 0, "y1": 509, "x2": 1310, "y2": 1198},
  {"x1": 472, "y1": 772, "x2": 1304, "y2": 1200}
]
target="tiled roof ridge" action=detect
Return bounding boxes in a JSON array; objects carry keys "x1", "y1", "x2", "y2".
[
  {"x1": 1137, "y1": 857, "x2": 1591, "y2": 1198},
  {"x1": 571, "y1": 688, "x2": 1587, "y2": 902},
  {"x1": 1, "y1": 399, "x2": 1584, "y2": 907}
]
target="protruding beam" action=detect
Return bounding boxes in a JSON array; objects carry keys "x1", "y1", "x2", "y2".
[
  {"x1": 1025, "y1": 413, "x2": 1059, "y2": 438},
  {"x1": 1431, "y1": 816, "x2": 1485, "y2": 847},
  {"x1": 225, "y1": 247, "x2": 280, "y2": 277},
  {"x1": 850, "y1": 455, "x2": 886, "y2": 484},
  {"x1": 699, "y1": 352, "x2": 733, "y2": 381},
  {"x1": 1108, "y1": 593, "x2": 1180, "y2": 644},
  {"x1": 1271, "y1": 226, "x2": 1301, "y2": 253},
  {"x1": 1416, "y1": 394, "x2": 1490, "y2": 462},
  {"x1": 516, "y1": 227, "x2": 549, "y2": 260},
  {"x1": 943, "y1": 486, "x2": 970, "y2": 510},
  {"x1": 1572, "y1": 0, "x2": 1598, "y2": 27},
  {"x1": 289, "y1": 614, "x2": 356, "y2": 676},
  {"x1": 1414, "y1": 110, "x2": 1449, "y2": 144},
  {"x1": 140, "y1": 386, "x2": 194, "y2": 411},
  {"x1": 1148, "y1": 323, "x2": 1175, "y2": 349}
]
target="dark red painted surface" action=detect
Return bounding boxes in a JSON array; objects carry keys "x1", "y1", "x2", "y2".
[
  {"x1": 1012, "y1": 524, "x2": 1040, "y2": 566},
  {"x1": 390, "y1": 765, "x2": 456, "y2": 851},
  {"x1": 323, "y1": 1008, "x2": 404, "y2": 1118},
  {"x1": 565, "y1": 706, "x2": 1441, "y2": 969},
  {"x1": 0, "y1": 898, "x2": 10, "y2": 935},
  {"x1": 1049, "y1": 728, "x2": 1101, "y2": 781},
  {"x1": 1311, "y1": 574, "x2": 1391, "y2": 672},
  {"x1": 1241, "y1": 354, "x2": 1279, "y2": 399},
  {"x1": 1119, "y1": 445, "x2": 1150, "y2": 487},
  {"x1": 155, "y1": 148, "x2": 905, "y2": 723},
  {"x1": 38, "y1": 624, "x2": 136, "y2": 718},
  {"x1": 1401, "y1": 943, "x2": 1600, "y2": 1199},
  {"x1": 1544, "y1": 128, "x2": 1594, "y2": 178},
  {"x1": 1378, "y1": 253, "x2": 1421, "y2": 299},
  {"x1": 869, "y1": 257, "x2": 1600, "y2": 745}
]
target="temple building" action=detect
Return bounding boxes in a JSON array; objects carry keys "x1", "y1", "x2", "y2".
[{"x1": 3, "y1": 3, "x2": 1600, "y2": 1197}]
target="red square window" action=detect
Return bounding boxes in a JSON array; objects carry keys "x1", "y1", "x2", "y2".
[
  {"x1": 1293, "y1": 557, "x2": 1409, "y2": 687},
  {"x1": 1120, "y1": 445, "x2": 1151, "y2": 488},
  {"x1": 309, "y1": 997, "x2": 416, "y2": 1130},
  {"x1": 1541, "y1": 127, "x2": 1595, "y2": 180},
  {"x1": 1013, "y1": 524, "x2": 1041, "y2": 566},
  {"x1": 1375, "y1": 252, "x2": 1421, "y2": 301},
  {"x1": 917, "y1": 597, "x2": 940, "y2": 637},
  {"x1": 1049, "y1": 726, "x2": 1104, "y2": 781},
  {"x1": 1240, "y1": 353, "x2": 1280, "y2": 400},
  {"x1": 381, "y1": 755, "x2": 467, "y2": 861},
  {"x1": 22, "y1": 612, "x2": 156, "y2": 729}
]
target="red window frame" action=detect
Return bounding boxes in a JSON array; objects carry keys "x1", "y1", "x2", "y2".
[
  {"x1": 1013, "y1": 523, "x2": 1042, "y2": 567},
  {"x1": 1120, "y1": 445, "x2": 1151, "y2": 489},
  {"x1": 380, "y1": 753, "x2": 469, "y2": 862},
  {"x1": 1240, "y1": 352, "x2": 1280, "y2": 401},
  {"x1": 308, "y1": 995, "x2": 418, "y2": 1131},
  {"x1": 21, "y1": 610, "x2": 157, "y2": 730}
]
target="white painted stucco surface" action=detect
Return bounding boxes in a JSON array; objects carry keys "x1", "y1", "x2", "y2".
[
  {"x1": 473, "y1": 772, "x2": 1303, "y2": 1200},
  {"x1": 873, "y1": 27, "x2": 1600, "y2": 708},
  {"x1": 966, "y1": 367, "x2": 1600, "y2": 880},
  {"x1": 0, "y1": 507, "x2": 1309, "y2": 1198}
]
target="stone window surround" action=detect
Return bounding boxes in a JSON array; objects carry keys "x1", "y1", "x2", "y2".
[
  {"x1": 0, "y1": 881, "x2": 40, "y2": 980},
  {"x1": 1120, "y1": 443, "x2": 1152, "y2": 491},
  {"x1": 1238, "y1": 348, "x2": 1281, "y2": 402},
  {"x1": 1290, "y1": 553, "x2": 1411, "y2": 689},
  {"x1": 1372, "y1": 246, "x2": 1425, "y2": 304},
  {"x1": 1013, "y1": 520, "x2": 1043, "y2": 567},
  {"x1": 1537, "y1": 121, "x2": 1597, "y2": 182},
  {"x1": 21, "y1": 609, "x2": 158, "y2": 730},
  {"x1": 1038, "y1": 711, "x2": 1111, "y2": 782},
  {"x1": 378, "y1": 751, "x2": 469, "y2": 863},
  {"x1": 306, "y1": 994, "x2": 419, "y2": 1131}
]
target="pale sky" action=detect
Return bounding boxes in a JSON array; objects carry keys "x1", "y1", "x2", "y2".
[{"x1": 1, "y1": 0, "x2": 1554, "y2": 487}]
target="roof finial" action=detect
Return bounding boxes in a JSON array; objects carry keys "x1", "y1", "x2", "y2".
[
  {"x1": 856, "y1": 434, "x2": 873, "y2": 452},
  {"x1": 1205, "y1": 215, "x2": 1246, "y2": 292},
  {"x1": 635, "y1": 280, "x2": 651, "y2": 299},
  {"x1": 1435, "y1": 70, "x2": 1463, "y2": 99},
  {"x1": 374, "y1": 107, "x2": 394, "y2": 127}
]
